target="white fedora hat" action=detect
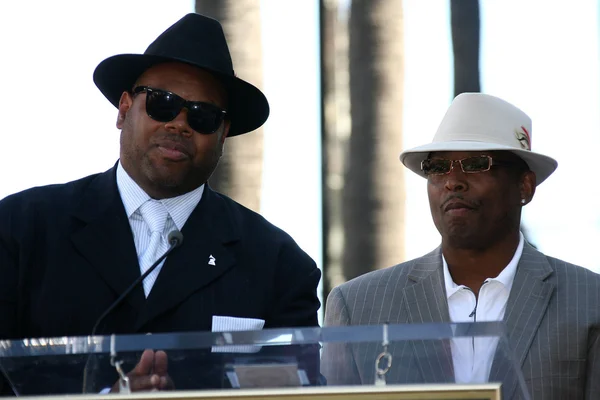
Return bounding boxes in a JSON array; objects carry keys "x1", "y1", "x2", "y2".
[{"x1": 399, "y1": 93, "x2": 558, "y2": 185}]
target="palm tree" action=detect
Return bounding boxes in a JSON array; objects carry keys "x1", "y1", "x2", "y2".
[
  {"x1": 342, "y1": 0, "x2": 405, "y2": 281},
  {"x1": 450, "y1": 0, "x2": 480, "y2": 96},
  {"x1": 195, "y1": 0, "x2": 264, "y2": 212},
  {"x1": 320, "y1": 0, "x2": 341, "y2": 298}
]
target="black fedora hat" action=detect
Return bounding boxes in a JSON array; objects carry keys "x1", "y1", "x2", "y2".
[{"x1": 93, "y1": 13, "x2": 269, "y2": 137}]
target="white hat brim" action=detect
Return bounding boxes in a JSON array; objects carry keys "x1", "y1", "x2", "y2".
[{"x1": 399, "y1": 141, "x2": 558, "y2": 185}]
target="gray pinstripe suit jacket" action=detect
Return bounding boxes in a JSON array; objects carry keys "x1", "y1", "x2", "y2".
[{"x1": 322, "y1": 243, "x2": 600, "y2": 399}]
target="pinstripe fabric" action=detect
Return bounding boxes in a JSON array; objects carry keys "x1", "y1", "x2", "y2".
[
  {"x1": 115, "y1": 162, "x2": 203, "y2": 295},
  {"x1": 322, "y1": 243, "x2": 600, "y2": 399}
]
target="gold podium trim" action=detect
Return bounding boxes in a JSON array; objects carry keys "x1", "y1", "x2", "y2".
[{"x1": 24, "y1": 384, "x2": 501, "y2": 400}]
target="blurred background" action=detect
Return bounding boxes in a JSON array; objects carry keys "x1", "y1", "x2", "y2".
[{"x1": 1, "y1": 1, "x2": 599, "y2": 322}]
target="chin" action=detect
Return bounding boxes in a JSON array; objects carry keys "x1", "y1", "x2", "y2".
[
  {"x1": 146, "y1": 168, "x2": 185, "y2": 188},
  {"x1": 447, "y1": 239, "x2": 482, "y2": 250},
  {"x1": 443, "y1": 229, "x2": 485, "y2": 250}
]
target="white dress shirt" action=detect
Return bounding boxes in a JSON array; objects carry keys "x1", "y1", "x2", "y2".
[
  {"x1": 443, "y1": 232, "x2": 524, "y2": 383},
  {"x1": 115, "y1": 161, "x2": 204, "y2": 296}
]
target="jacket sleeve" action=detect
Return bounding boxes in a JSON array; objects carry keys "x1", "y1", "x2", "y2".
[
  {"x1": 586, "y1": 326, "x2": 600, "y2": 399},
  {"x1": 321, "y1": 286, "x2": 362, "y2": 385},
  {"x1": 0, "y1": 196, "x2": 20, "y2": 340},
  {"x1": 265, "y1": 236, "x2": 321, "y2": 329}
]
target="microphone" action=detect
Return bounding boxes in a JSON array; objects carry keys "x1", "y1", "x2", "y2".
[
  {"x1": 82, "y1": 231, "x2": 183, "y2": 393},
  {"x1": 90, "y1": 230, "x2": 184, "y2": 336}
]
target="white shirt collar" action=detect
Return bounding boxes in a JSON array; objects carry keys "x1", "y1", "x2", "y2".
[
  {"x1": 116, "y1": 161, "x2": 204, "y2": 230},
  {"x1": 443, "y1": 232, "x2": 524, "y2": 298}
]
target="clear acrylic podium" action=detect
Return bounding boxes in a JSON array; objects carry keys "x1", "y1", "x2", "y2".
[{"x1": 0, "y1": 322, "x2": 529, "y2": 399}]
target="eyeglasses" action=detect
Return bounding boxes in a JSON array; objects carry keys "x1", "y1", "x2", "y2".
[
  {"x1": 421, "y1": 155, "x2": 511, "y2": 176},
  {"x1": 132, "y1": 86, "x2": 227, "y2": 134}
]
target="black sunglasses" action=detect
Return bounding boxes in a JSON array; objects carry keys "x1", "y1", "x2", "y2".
[
  {"x1": 132, "y1": 86, "x2": 227, "y2": 134},
  {"x1": 421, "y1": 155, "x2": 512, "y2": 176}
]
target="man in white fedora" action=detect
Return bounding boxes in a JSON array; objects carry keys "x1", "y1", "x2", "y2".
[{"x1": 321, "y1": 93, "x2": 600, "y2": 399}]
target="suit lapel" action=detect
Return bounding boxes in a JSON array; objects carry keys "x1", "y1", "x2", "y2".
[
  {"x1": 135, "y1": 186, "x2": 239, "y2": 329},
  {"x1": 489, "y1": 242, "x2": 555, "y2": 398},
  {"x1": 403, "y1": 248, "x2": 455, "y2": 383},
  {"x1": 70, "y1": 166, "x2": 145, "y2": 314}
]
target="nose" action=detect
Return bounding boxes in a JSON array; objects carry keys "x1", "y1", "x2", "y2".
[
  {"x1": 164, "y1": 109, "x2": 193, "y2": 137},
  {"x1": 443, "y1": 163, "x2": 469, "y2": 192}
]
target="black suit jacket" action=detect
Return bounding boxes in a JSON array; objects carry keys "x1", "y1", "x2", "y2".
[{"x1": 0, "y1": 165, "x2": 321, "y2": 394}]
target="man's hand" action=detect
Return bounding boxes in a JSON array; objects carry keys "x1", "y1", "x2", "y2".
[{"x1": 110, "y1": 349, "x2": 173, "y2": 393}]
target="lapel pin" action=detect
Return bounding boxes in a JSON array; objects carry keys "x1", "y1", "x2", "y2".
[{"x1": 208, "y1": 255, "x2": 216, "y2": 266}]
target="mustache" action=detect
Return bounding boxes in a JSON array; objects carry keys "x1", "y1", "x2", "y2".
[
  {"x1": 153, "y1": 134, "x2": 194, "y2": 153},
  {"x1": 441, "y1": 194, "x2": 480, "y2": 209},
  {"x1": 153, "y1": 133, "x2": 190, "y2": 144}
]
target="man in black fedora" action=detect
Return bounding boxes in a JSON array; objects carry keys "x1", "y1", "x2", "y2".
[{"x1": 0, "y1": 13, "x2": 321, "y2": 394}]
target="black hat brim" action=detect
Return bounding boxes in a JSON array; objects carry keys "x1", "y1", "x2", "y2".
[{"x1": 93, "y1": 54, "x2": 269, "y2": 137}]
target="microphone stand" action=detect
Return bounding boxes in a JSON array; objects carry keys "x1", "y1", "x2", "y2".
[{"x1": 81, "y1": 231, "x2": 183, "y2": 393}]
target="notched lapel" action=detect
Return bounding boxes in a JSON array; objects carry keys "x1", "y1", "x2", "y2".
[
  {"x1": 489, "y1": 243, "x2": 555, "y2": 399},
  {"x1": 403, "y1": 250, "x2": 455, "y2": 384},
  {"x1": 70, "y1": 167, "x2": 145, "y2": 312},
  {"x1": 136, "y1": 187, "x2": 240, "y2": 328}
]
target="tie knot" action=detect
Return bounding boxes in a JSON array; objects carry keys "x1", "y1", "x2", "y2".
[{"x1": 138, "y1": 200, "x2": 169, "y2": 234}]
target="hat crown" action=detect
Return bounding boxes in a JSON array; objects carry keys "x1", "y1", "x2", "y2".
[
  {"x1": 93, "y1": 13, "x2": 270, "y2": 136},
  {"x1": 399, "y1": 92, "x2": 557, "y2": 185},
  {"x1": 145, "y1": 13, "x2": 234, "y2": 76},
  {"x1": 433, "y1": 93, "x2": 533, "y2": 151}
]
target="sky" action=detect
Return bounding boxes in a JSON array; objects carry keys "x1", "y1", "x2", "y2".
[{"x1": 1, "y1": 0, "x2": 599, "y2": 311}]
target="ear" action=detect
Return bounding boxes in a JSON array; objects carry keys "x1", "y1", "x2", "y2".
[
  {"x1": 519, "y1": 170, "x2": 536, "y2": 205},
  {"x1": 116, "y1": 92, "x2": 133, "y2": 129}
]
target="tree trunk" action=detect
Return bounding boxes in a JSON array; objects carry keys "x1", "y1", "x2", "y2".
[
  {"x1": 320, "y1": 0, "x2": 339, "y2": 299},
  {"x1": 343, "y1": 0, "x2": 405, "y2": 281},
  {"x1": 450, "y1": 0, "x2": 480, "y2": 96},
  {"x1": 195, "y1": 0, "x2": 264, "y2": 212}
]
